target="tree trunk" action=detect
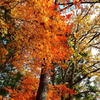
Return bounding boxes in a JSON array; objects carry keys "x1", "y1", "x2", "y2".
[{"x1": 36, "y1": 68, "x2": 49, "y2": 100}]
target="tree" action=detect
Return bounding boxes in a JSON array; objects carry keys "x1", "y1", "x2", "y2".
[
  {"x1": 50, "y1": 2, "x2": 100, "y2": 100},
  {"x1": 0, "y1": 0, "x2": 100, "y2": 100},
  {"x1": 0, "y1": 0, "x2": 75, "y2": 100},
  {"x1": 0, "y1": 0, "x2": 23, "y2": 97}
]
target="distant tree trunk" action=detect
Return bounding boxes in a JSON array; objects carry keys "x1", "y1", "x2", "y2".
[
  {"x1": 65, "y1": 63, "x2": 75, "y2": 100},
  {"x1": 36, "y1": 68, "x2": 49, "y2": 100},
  {"x1": 65, "y1": 95, "x2": 72, "y2": 100}
]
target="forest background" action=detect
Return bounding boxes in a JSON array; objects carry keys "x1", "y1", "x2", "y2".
[{"x1": 0, "y1": 0, "x2": 100, "y2": 100}]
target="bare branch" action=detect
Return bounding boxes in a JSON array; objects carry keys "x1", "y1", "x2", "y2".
[
  {"x1": 75, "y1": 90, "x2": 100, "y2": 96},
  {"x1": 58, "y1": 2, "x2": 100, "y2": 5},
  {"x1": 88, "y1": 33, "x2": 100, "y2": 43},
  {"x1": 81, "y1": 4, "x2": 94, "y2": 20},
  {"x1": 90, "y1": 46, "x2": 100, "y2": 49},
  {"x1": 73, "y1": 64, "x2": 100, "y2": 86}
]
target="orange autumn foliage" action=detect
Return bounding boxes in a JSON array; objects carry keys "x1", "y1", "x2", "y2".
[
  {"x1": 47, "y1": 84, "x2": 76, "y2": 100},
  {"x1": 0, "y1": 0, "x2": 76, "y2": 100},
  {"x1": 0, "y1": 0, "x2": 72, "y2": 70},
  {"x1": 5, "y1": 73, "x2": 39, "y2": 100},
  {"x1": 5, "y1": 76, "x2": 76, "y2": 100}
]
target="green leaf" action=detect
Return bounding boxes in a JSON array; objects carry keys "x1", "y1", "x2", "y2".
[
  {"x1": 16, "y1": 72, "x2": 23, "y2": 82},
  {"x1": 0, "y1": 89, "x2": 7, "y2": 96},
  {"x1": 88, "y1": 86, "x2": 97, "y2": 91},
  {"x1": 9, "y1": 81, "x2": 16, "y2": 89},
  {"x1": 80, "y1": 52, "x2": 88, "y2": 57},
  {"x1": 0, "y1": 81, "x2": 2, "y2": 85}
]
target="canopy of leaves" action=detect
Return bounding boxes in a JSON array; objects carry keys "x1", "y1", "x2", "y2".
[
  {"x1": 0, "y1": 0, "x2": 77, "y2": 100},
  {"x1": 0, "y1": 0, "x2": 100, "y2": 100}
]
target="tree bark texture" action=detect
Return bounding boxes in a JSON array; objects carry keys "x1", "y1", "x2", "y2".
[{"x1": 36, "y1": 68, "x2": 49, "y2": 100}]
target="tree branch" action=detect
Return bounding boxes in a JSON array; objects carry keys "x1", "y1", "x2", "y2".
[
  {"x1": 59, "y1": 4, "x2": 73, "y2": 11},
  {"x1": 88, "y1": 33, "x2": 100, "y2": 44},
  {"x1": 79, "y1": 24, "x2": 96, "y2": 43},
  {"x1": 90, "y1": 46, "x2": 100, "y2": 49},
  {"x1": 81, "y1": 4, "x2": 93, "y2": 20},
  {"x1": 58, "y1": 2, "x2": 100, "y2": 5},
  {"x1": 75, "y1": 90, "x2": 100, "y2": 96},
  {"x1": 89, "y1": 42, "x2": 100, "y2": 47},
  {"x1": 73, "y1": 65, "x2": 100, "y2": 86}
]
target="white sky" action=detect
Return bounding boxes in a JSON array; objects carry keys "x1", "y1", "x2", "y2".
[{"x1": 91, "y1": 48, "x2": 99, "y2": 55}]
